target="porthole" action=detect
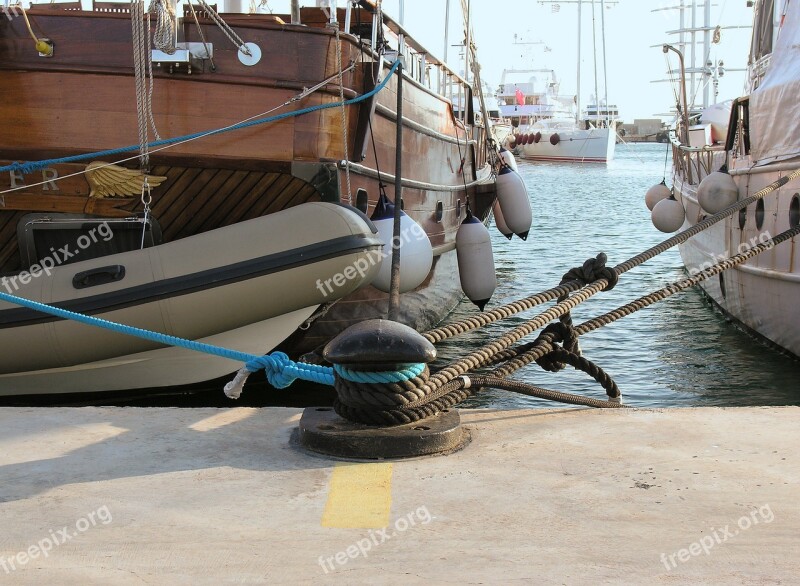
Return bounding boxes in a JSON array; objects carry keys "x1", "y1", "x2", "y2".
[
  {"x1": 790, "y1": 194, "x2": 800, "y2": 228},
  {"x1": 435, "y1": 201, "x2": 444, "y2": 223},
  {"x1": 738, "y1": 206, "x2": 747, "y2": 230},
  {"x1": 755, "y1": 199, "x2": 765, "y2": 229},
  {"x1": 355, "y1": 188, "x2": 368, "y2": 214}
]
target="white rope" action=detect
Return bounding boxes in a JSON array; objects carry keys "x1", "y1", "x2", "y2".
[
  {"x1": 130, "y1": 0, "x2": 161, "y2": 170},
  {"x1": 186, "y1": 1, "x2": 215, "y2": 69},
  {"x1": 150, "y1": 0, "x2": 177, "y2": 55},
  {"x1": 130, "y1": 0, "x2": 150, "y2": 169},
  {"x1": 196, "y1": 0, "x2": 252, "y2": 56},
  {"x1": 145, "y1": 14, "x2": 162, "y2": 142},
  {"x1": 335, "y1": 27, "x2": 353, "y2": 205}
]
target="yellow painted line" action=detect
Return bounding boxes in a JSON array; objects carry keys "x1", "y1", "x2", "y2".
[{"x1": 322, "y1": 463, "x2": 393, "y2": 528}]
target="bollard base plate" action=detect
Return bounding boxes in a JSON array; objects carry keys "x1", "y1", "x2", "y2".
[{"x1": 297, "y1": 407, "x2": 467, "y2": 460}]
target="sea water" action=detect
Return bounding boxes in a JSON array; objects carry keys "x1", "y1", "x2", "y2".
[{"x1": 435, "y1": 142, "x2": 800, "y2": 409}]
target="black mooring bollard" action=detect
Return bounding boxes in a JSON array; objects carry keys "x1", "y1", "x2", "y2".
[{"x1": 296, "y1": 320, "x2": 468, "y2": 460}]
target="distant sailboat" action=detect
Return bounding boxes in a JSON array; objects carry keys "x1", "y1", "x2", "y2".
[{"x1": 499, "y1": 0, "x2": 617, "y2": 163}]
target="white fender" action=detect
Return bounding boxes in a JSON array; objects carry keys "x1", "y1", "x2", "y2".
[
  {"x1": 495, "y1": 166, "x2": 532, "y2": 240},
  {"x1": 370, "y1": 195, "x2": 433, "y2": 293},
  {"x1": 492, "y1": 200, "x2": 513, "y2": 240},
  {"x1": 697, "y1": 169, "x2": 738, "y2": 214},
  {"x1": 651, "y1": 196, "x2": 686, "y2": 233},
  {"x1": 645, "y1": 181, "x2": 672, "y2": 211},
  {"x1": 456, "y1": 212, "x2": 496, "y2": 310},
  {"x1": 499, "y1": 147, "x2": 518, "y2": 172}
]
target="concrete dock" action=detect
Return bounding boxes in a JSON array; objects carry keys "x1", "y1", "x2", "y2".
[{"x1": 0, "y1": 406, "x2": 797, "y2": 584}]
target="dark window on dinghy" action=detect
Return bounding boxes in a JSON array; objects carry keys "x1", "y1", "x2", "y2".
[{"x1": 17, "y1": 214, "x2": 162, "y2": 269}]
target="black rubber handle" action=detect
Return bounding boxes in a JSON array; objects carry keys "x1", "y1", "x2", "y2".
[{"x1": 72, "y1": 265, "x2": 126, "y2": 289}]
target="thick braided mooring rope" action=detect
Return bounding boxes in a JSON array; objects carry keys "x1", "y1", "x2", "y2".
[
  {"x1": 333, "y1": 217, "x2": 800, "y2": 424},
  {"x1": 424, "y1": 167, "x2": 800, "y2": 345},
  {"x1": 491, "y1": 223, "x2": 800, "y2": 378}
]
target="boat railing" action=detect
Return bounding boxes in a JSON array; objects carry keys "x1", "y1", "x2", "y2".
[
  {"x1": 373, "y1": 8, "x2": 476, "y2": 127},
  {"x1": 670, "y1": 130, "x2": 723, "y2": 186}
]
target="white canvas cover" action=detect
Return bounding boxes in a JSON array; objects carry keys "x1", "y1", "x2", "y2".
[{"x1": 749, "y1": 1, "x2": 800, "y2": 163}]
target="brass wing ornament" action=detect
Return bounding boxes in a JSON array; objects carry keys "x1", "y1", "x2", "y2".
[{"x1": 84, "y1": 161, "x2": 167, "y2": 198}]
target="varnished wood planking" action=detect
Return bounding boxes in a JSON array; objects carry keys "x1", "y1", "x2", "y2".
[
  {"x1": 0, "y1": 211, "x2": 27, "y2": 271},
  {"x1": 224, "y1": 172, "x2": 284, "y2": 227},
  {"x1": 250, "y1": 174, "x2": 298, "y2": 216},
  {"x1": 169, "y1": 169, "x2": 235, "y2": 240},
  {"x1": 181, "y1": 169, "x2": 251, "y2": 236},
  {"x1": 158, "y1": 167, "x2": 221, "y2": 241},
  {"x1": 195, "y1": 171, "x2": 268, "y2": 233}
]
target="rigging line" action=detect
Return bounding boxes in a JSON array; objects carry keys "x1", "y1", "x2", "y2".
[
  {"x1": 335, "y1": 27, "x2": 353, "y2": 206},
  {"x1": 663, "y1": 52, "x2": 682, "y2": 116},
  {"x1": 0, "y1": 64, "x2": 360, "y2": 194},
  {"x1": 130, "y1": 0, "x2": 150, "y2": 170},
  {"x1": 187, "y1": 0, "x2": 216, "y2": 71},
  {"x1": 196, "y1": 0, "x2": 251, "y2": 55},
  {"x1": 145, "y1": 11, "x2": 161, "y2": 142}
]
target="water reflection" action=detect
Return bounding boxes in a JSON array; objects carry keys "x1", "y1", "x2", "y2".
[{"x1": 435, "y1": 144, "x2": 800, "y2": 408}]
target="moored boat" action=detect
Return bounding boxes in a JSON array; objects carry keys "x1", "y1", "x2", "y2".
[
  {"x1": 663, "y1": 0, "x2": 800, "y2": 358},
  {"x1": 0, "y1": 0, "x2": 500, "y2": 394},
  {"x1": 497, "y1": 24, "x2": 616, "y2": 164}
]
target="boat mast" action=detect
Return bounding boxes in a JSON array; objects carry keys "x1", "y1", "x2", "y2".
[
  {"x1": 464, "y1": 0, "x2": 471, "y2": 84},
  {"x1": 600, "y1": 0, "x2": 609, "y2": 126},
  {"x1": 592, "y1": 2, "x2": 600, "y2": 127},
  {"x1": 690, "y1": 0, "x2": 696, "y2": 111},
  {"x1": 577, "y1": 0, "x2": 582, "y2": 126},
  {"x1": 443, "y1": 0, "x2": 450, "y2": 64},
  {"x1": 702, "y1": 0, "x2": 711, "y2": 108}
]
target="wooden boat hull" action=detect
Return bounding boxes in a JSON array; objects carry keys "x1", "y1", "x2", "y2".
[{"x1": 0, "y1": 6, "x2": 496, "y2": 392}]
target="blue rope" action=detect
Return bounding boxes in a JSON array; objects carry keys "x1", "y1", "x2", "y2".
[
  {"x1": 334, "y1": 363, "x2": 425, "y2": 383},
  {"x1": 0, "y1": 289, "x2": 423, "y2": 390},
  {"x1": 1, "y1": 60, "x2": 402, "y2": 175}
]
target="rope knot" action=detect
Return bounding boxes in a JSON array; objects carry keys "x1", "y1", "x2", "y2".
[
  {"x1": 246, "y1": 351, "x2": 296, "y2": 388},
  {"x1": 534, "y1": 322, "x2": 580, "y2": 372},
  {"x1": 561, "y1": 253, "x2": 618, "y2": 291}
]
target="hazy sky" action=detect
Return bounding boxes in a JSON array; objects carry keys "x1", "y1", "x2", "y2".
[
  {"x1": 379, "y1": 0, "x2": 754, "y2": 121},
  {"x1": 150, "y1": 0, "x2": 753, "y2": 121}
]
